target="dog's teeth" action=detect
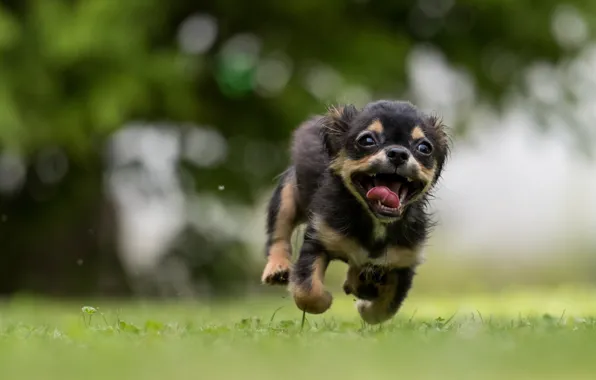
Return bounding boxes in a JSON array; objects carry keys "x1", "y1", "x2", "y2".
[{"x1": 407, "y1": 177, "x2": 413, "y2": 182}]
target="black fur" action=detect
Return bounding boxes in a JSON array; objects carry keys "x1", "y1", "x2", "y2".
[{"x1": 387, "y1": 267, "x2": 416, "y2": 317}]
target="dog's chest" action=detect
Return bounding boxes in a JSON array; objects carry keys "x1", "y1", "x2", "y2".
[{"x1": 315, "y1": 222, "x2": 422, "y2": 268}]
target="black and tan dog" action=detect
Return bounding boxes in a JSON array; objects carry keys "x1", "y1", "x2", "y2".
[{"x1": 261, "y1": 100, "x2": 450, "y2": 324}]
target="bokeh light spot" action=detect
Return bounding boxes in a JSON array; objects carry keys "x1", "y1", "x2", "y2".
[{"x1": 177, "y1": 13, "x2": 218, "y2": 54}]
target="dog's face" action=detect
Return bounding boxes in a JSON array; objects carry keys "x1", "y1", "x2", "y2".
[{"x1": 322, "y1": 100, "x2": 449, "y2": 222}]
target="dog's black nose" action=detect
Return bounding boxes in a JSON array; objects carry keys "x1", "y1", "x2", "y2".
[{"x1": 385, "y1": 147, "x2": 410, "y2": 166}]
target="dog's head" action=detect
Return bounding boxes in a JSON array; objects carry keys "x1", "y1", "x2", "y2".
[{"x1": 321, "y1": 100, "x2": 449, "y2": 222}]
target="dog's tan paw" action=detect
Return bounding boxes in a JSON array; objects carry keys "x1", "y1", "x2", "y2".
[
  {"x1": 261, "y1": 257, "x2": 292, "y2": 285},
  {"x1": 356, "y1": 299, "x2": 394, "y2": 325},
  {"x1": 292, "y1": 287, "x2": 333, "y2": 314}
]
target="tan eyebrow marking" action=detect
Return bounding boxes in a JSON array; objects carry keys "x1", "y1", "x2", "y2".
[
  {"x1": 366, "y1": 120, "x2": 384, "y2": 134},
  {"x1": 411, "y1": 126, "x2": 426, "y2": 140}
]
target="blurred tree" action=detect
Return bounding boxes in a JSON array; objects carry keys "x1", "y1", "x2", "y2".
[{"x1": 0, "y1": 0, "x2": 592, "y2": 297}]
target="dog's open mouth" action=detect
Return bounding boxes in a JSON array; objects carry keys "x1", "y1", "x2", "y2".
[{"x1": 352, "y1": 172, "x2": 424, "y2": 218}]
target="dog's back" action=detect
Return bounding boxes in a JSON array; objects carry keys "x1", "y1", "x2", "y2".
[{"x1": 290, "y1": 116, "x2": 329, "y2": 213}]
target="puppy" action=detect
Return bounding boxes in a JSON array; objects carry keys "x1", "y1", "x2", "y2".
[{"x1": 261, "y1": 100, "x2": 449, "y2": 324}]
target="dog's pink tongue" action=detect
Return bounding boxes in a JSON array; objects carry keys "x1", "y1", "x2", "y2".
[{"x1": 366, "y1": 186, "x2": 400, "y2": 209}]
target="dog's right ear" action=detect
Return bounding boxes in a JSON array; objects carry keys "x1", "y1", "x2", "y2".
[{"x1": 320, "y1": 104, "x2": 358, "y2": 157}]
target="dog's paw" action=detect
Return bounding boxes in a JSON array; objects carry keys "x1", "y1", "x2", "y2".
[
  {"x1": 292, "y1": 287, "x2": 333, "y2": 314},
  {"x1": 356, "y1": 299, "x2": 394, "y2": 325},
  {"x1": 261, "y1": 258, "x2": 292, "y2": 285},
  {"x1": 344, "y1": 265, "x2": 400, "y2": 324}
]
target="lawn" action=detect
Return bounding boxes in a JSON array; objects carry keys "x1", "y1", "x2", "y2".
[{"x1": 1, "y1": 287, "x2": 596, "y2": 380}]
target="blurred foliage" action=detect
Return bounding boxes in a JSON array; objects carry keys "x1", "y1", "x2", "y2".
[
  {"x1": 0, "y1": 0, "x2": 593, "y2": 201},
  {"x1": 0, "y1": 0, "x2": 195, "y2": 157},
  {"x1": 0, "y1": 0, "x2": 594, "y2": 296}
]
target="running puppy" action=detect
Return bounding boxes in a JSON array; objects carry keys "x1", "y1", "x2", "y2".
[{"x1": 261, "y1": 100, "x2": 450, "y2": 324}]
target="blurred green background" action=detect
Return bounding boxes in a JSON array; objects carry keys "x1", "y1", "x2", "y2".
[{"x1": 0, "y1": 0, "x2": 595, "y2": 299}]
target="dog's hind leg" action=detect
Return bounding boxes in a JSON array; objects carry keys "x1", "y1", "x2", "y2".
[{"x1": 261, "y1": 168, "x2": 300, "y2": 285}]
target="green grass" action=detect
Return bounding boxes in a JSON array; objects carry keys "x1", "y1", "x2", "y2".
[{"x1": 1, "y1": 287, "x2": 596, "y2": 380}]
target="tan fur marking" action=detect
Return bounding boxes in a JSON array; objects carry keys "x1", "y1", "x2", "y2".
[
  {"x1": 291, "y1": 256, "x2": 332, "y2": 314},
  {"x1": 269, "y1": 241, "x2": 292, "y2": 262},
  {"x1": 330, "y1": 149, "x2": 388, "y2": 176},
  {"x1": 313, "y1": 216, "x2": 420, "y2": 268},
  {"x1": 411, "y1": 126, "x2": 426, "y2": 140},
  {"x1": 341, "y1": 156, "x2": 372, "y2": 174},
  {"x1": 352, "y1": 150, "x2": 388, "y2": 171},
  {"x1": 410, "y1": 158, "x2": 436, "y2": 186},
  {"x1": 382, "y1": 246, "x2": 424, "y2": 268},
  {"x1": 343, "y1": 265, "x2": 362, "y2": 294},
  {"x1": 261, "y1": 241, "x2": 292, "y2": 283},
  {"x1": 420, "y1": 166, "x2": 436, "y2": 184},
  {"x1": 366, "y1": 120, "x2": 384, "y2": 134},
  {"x1": 273, "y1": 177, "x2": 297, "y2": 242},
  {"x1": 331, "y1": 150, "x2": 375, "y2": 175},
  {"x1": 314, "y1": 218, "x2": 358, "y2": 262},
  {"x1": 329, "y1": 150, "x2": 345, "y2": 173},
  {"x1": 262, "y1": 173, "x2": 297, "y2": 284},
  {"x1": 357, "y1": 294, "x2": 395, "y2": 325},
  {"x1": 311, "y1": 256, "x2": 327, "y2": 295}
]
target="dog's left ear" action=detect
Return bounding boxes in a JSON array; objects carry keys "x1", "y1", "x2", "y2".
[
  {"x1": 427, "y1": 113, "x2": 450, "y2": 153},
  {"x1": 320, "y1": 104, "x2": 358, "y2": 157},
  {"x1": 426, "y1": 113, "x2": 451, "y2": 181}
]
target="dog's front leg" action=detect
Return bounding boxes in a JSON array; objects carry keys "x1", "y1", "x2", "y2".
[
  {"x1": 289, "y1": 232, "x2": 332, "y2": 315},
  {"x1": 356, "y1": 267, "x2": 415, "y2": 324}
]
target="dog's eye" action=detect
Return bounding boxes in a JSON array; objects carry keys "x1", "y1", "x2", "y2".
[
  {"x1": 416, "y1": 141, "x2": 433, "y2": 155},
  {"x1": 357, "y1": 134, "x2": 376, "y2": 147}
]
